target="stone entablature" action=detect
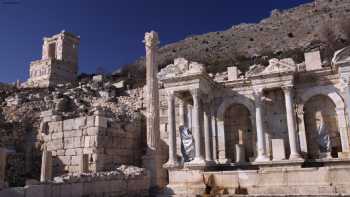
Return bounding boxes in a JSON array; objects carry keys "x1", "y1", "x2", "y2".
[{"x1": 27, "y1": 31, "x2": 80, "y2": 88}]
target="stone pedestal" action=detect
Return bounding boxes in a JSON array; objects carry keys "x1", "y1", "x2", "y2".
[
  {"x1": 272, "y1": 139, "x2": 286, "y2": 161},
  {"x1": 235, "y1": 144, "x2": 246, "y2": 163}
]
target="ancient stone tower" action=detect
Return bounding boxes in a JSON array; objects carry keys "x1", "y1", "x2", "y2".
[{"x1": 27, "y1": 30, "x2": 80, "y2": 87}]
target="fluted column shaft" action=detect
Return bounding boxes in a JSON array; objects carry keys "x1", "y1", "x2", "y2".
[{"x1": 282, "y1": 86, "x2": 301, "y2": 160}]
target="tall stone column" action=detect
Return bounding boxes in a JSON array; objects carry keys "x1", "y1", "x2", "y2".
[
  {"x1": 282, "y1": 86, "x2": 302, "y2": 160},
  {"x1": 164, "y1": 91, "x2": 180, "y2": 168},
  {"x1": 188, "y1": 89, "x2": 206, "y2": 165},
  {"x1": 203, "y1": 100, "x2": 214, "y2": 163},
  {"x1": 142, "y1": 31, "x2": 162, "y2": 190},
  {"x1": 253, "y1": 88, "x2": 269, "y2": 162}
]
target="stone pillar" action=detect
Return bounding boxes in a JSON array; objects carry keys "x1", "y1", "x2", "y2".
[
  {"x1": 80, "y1": 154, "x2": 89, "y2": 173},
  {"x1": 336, "y1": 108, "x2": 350, "y2": 154},
  {"x1": 179, "y1": 99, "x2": 186, "y2": 127},
  {"x1": 203, "y1": 101, "x2": 214, "y2": 163},
  {"x1": 253, "y1": 88, "x2": 269, "y2": 162},
  {"x1": 187, "y1": 89, "x2": 206, "y2": 166},
  {"x1": 296, "y1": 106, "x2": 308, "y2": 156},
  {"x1": 40, "y1": 149, "x2": 52, "y2": 182},
  {"x1": 187, "y1": 104, "x2": 193, "y2": 131},
  {"x1": 211, "y1": 105, "x2": 218, "y2": 162},
  {"x1": 0, "y1": 148, "x2": 7, "y2": 182},
  {"x1": 282, "y1": 86, "x2": 302, "y2": 160},
  {"x1": 142, "y1": 31, "x2": 162, "y2": 189},
  {"x1": 164, "y1": 91, "x2": 180, "y2": 168}
]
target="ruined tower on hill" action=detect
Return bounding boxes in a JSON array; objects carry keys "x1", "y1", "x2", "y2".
[{"x1": 27, "y1": 31, "x2": 80, "y2": 87}]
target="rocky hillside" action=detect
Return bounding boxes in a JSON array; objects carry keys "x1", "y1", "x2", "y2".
[{"x1": 124, "y1": 0, "x2": 350, "y2": 78}]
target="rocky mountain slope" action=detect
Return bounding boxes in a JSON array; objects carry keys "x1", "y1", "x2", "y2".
[{"x1": 124, "y1": 0, "x2": 350, "y2": 78}]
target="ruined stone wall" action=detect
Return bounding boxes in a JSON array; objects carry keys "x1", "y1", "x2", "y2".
[
  {"x1": 0, "y1": 166, "x2": 150, "y2": 197},
  {"x1": 42, "y1": 113, "x2": 144, "y2": 175}
]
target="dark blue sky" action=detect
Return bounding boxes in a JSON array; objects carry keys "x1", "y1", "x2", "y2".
[{"x1": 0, "y1": 0, "x2": 311, "y2": 83}]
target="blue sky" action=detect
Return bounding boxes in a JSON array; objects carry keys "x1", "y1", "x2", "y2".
[{"x1": 0, "y1": 0, "x2": 311, "y2": 83}]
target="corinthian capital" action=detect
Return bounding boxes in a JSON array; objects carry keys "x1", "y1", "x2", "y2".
[{"x1": 144, "y1": 31, "x2": 159, "y2": 49}]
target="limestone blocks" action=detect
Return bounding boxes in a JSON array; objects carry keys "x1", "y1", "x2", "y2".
[{"x1": 41, "y1": 111, "x2": 143, "y2": 175}]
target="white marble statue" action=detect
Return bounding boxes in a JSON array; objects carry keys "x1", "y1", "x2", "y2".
[
  {"x1": 179, "y1": 126, "x2": 195, "y2": 162},
  {"x1": 315, "y1": 111, "x2": 331, "y2": 153}
]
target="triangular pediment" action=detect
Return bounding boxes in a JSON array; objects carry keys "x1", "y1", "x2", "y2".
[{"x1": 261, "y1": 58, "x2": 296, "y2": 75}]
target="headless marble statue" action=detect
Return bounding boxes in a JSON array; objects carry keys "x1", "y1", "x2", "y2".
[
  {"x1": 180, "y1": 126, "x2": 195, "y2": 162},
  {"x1": 315, "y1": 112, "x2": 331, "y2": 156}
]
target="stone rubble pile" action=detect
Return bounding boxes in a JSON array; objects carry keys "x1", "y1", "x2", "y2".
[
  {"x1": 52, "y1": 165, "x2": 147, "y2": 184},
  {"x1": 0, "y1": 75, "x2": 145, "y2": 187}
]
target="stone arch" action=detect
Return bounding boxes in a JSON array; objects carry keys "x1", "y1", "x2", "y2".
[
  {"x1": 216, "y1": 95, "x2": 255, "y2": 163},
  {"x1": 299, "y1": 86, "x2": 344, "y2": 109},
  {"x1": 298, "y1": 86, "x2": 349, "y2": 157}
]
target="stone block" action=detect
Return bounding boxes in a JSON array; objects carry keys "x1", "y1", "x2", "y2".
[
  {"x1": 63, "y1": 119, "x2": 75, "y2": 131},
  {"x1": 305, "y1": 50, "x2": 322, "y2": 71},
  {"x1": 64, "y1": 130, "x2": 82, "y2": 138},
  {"x1": 227, "y1": 66, "x2": 238, "y2": 81},
  {"x1": 71, "y1": 155, "x2": 80, "y2": 165},
  {"x1": 86, "y1": 116, "x2": 95, "y2": 127},
  {"x1": 48, "y1": 121, "x2": 63, "y2": 133},
  {"x1": 95, "y1": 116, "x2": 108, "y2": 128},
  {"x1": 51, "y1": 132, "x2": 63, "y2": 140},
  {"x1": 86, "y1": 127, "x2": 99, "y2": 136},
  {"x1": 272, "y1": 139, "x2": 286, "y2": 161},
  {"x1": 65, "y1": 149, "x2": 77, "y2": 156},
  {"x1": 74, "y1": 117, "x2": 87, "y2": 130},
  {"x1": 58, "y1": 156, "x2": 71, "y2": 165},
  {"x1": 64, "y1": 138, "x2": 75, "y2": 149}
]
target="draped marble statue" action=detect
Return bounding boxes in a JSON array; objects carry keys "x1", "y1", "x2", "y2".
[
  {"x1": 315, "y1": 112, "x2": 331, "y2": 154},
  {"x1": 179, "y1": 126, "x2": 195, "y2": 162}
]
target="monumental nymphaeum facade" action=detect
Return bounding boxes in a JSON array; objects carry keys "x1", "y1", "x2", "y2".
[{"x1": 158, "y1": 48, "x2": 350, "y2": 195}]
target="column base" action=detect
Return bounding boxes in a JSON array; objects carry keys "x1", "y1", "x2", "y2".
[
  {"x1": 254, "y1": 155, "x2": 270, "y2": 162},
  {"x1": 163, "y1": 160, "x2": 181, "y2": 169},
  {"x1": 185, "y1": 157, "x2": 207, "y2": 168},
  {"x1": 217, "y1": 158, "x2": 231, "y2": 164},
  {"x1": 288, "y1": 153, "x2": 304, "y2": 161}
]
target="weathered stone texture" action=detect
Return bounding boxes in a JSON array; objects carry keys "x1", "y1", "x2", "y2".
[{"x1": 42, "y1": 114, "x2": 143, "y2": 175}]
